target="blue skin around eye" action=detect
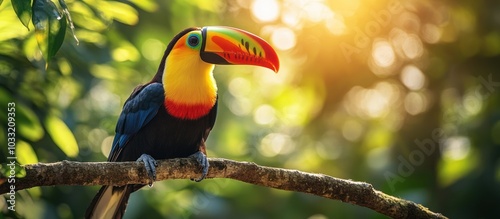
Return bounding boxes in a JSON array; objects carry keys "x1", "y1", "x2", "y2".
[{"x1": 187, "y1": 33, "x2": 201, "y2": 49}]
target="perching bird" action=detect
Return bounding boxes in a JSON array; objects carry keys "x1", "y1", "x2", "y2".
[{"x1": 85, "y1": 26, "x2": 279, "y2": 219}]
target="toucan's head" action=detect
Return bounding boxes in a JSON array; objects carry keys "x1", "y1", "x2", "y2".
[{"x1": 156, "y1": 26, "x2": 279, "y2": 120}]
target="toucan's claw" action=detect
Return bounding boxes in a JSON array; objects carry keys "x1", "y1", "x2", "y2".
[
  {"x1": 137, "y1": 154, "x2": 158, "y2": 186},
  {"x1": 189, "y1": 151, "x2": 209, "y2": 182}
]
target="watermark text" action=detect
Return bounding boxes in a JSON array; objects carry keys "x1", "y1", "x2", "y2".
[{"x1": 6, "y1": 102, "x2": 16, "y2": 211}]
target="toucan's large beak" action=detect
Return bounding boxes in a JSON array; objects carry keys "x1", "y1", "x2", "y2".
[{"x1": 200, "y1": 26, "x2": 280, "y2": 73}]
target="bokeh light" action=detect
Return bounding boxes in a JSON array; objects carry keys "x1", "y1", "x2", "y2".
[
  {"x1": 441, "y1": 136, "x2": 471, "y2": 160},
  {"x1": 402, "y1": 34, "x2": 424, "y2": 59},
  {"x1": 251, "y1": 0, "x2": 280, "y2": 22},
  {"x1": 342, "y1": 119, "x2": 364, "y2": 141},
  {"x1": 259, "y1": 133, "x2": 295, "y2": 157},
  {"x1": 254, "y1": 104, "x2": 277, "y2": 125},
  {"x1": 404, "y1": 91, "x2": 428, "y2": 115},
  {"x1": 421, "y1": 23, "x2": 441, "y2": 44},
  {"x1": 101, "y1": 136, "x2": 114, "y2": 158},
  {"x1": 302, "y1": 0, "x2": 332, "y2": 22},
  {"x1": 372, "y1": 40, "x2": 396, "y2": 68},
  {"x1": 271, "y1": 27, "x2": 297, "y2": 51},
  {"x1": 344, "y1": 81, "x2": 401, "y2": 119},
  {"x1": 141, "y1": 38, "x2": 165, "y2": 61},
  {"x1": 325, "y1": 13, "x2": 346, "y2": 35},
  {"x1": 366, "y1": 147, "x2": 390, "y2": 170},
  {"x1": 400, "y1": 65, "x2": 426, "y2": 91}
]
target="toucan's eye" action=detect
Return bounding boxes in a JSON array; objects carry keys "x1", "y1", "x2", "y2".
[{"x1": 187, "y1": 34, "x2": 200, "y2": 48}]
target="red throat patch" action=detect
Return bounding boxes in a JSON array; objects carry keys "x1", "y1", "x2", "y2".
[{"x1": 165, "y1": 99, "x2": 214, "y2": 120}]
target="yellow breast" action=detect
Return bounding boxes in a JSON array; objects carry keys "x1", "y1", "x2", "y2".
[{"x1": 162, "y1": 49, "x2": 217, "y2": 119}]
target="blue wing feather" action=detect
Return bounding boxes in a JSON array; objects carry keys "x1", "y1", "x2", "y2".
[{"x1": 110, "y1": 83, "x2": 164, "y2": 157}]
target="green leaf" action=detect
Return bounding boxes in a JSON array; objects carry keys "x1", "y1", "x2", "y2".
[
  {"x1": 58, "y1": 0, "x2": 79, "y2": 44},
  {"x1": 0, "y1": 88, "x2": 44, "y2": 141},
  {"x1": 0, "y1": 0, "x2": 4, "y2": 7},
  {"x1": 11, "y1": 0, "x2": 33, "y2": 29},
  {"x1": 32, "y1": 0, "x2": 67, "y2": 63},
  {"x1": 45, "y1": 114, "x2": 79, "y2": 158},
  {"x1": 100, "y1": 1, "x2": 138, "y2": 25},
  {"x1": 129, "y1": 0, "x2": 158, "y2": 12},
  {"x1": 16, "y1": 141, "x2": 39, "y2": 164},
  {"x1": 0, "y1": 162, "x2": 26, "y2": 179},
  {"x1": 16, "y1": 103, "x2": 45, "y2": 142}
]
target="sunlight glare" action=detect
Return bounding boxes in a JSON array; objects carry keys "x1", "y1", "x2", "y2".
[
  {"x1": 251, "y1": 0, "x2": 280, "y2": 22},
  {"x1": 326, "y1": 13, "x2": 346, "y2": 35},
  {"x1": 303, "y1": 1, "x2": 332, "y2": 22},
  {"x1": 282, "y1": 9, "x2": 302, "y2": 27}
]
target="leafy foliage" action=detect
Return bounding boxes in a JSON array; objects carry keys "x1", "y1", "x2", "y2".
[
  {"x1": 0, "y1": 0, "x2": 499, "y2": 218},
  {"x1": 32, "y1": 0, "x2": 67, "y2": 63},
  {"x1": 11, "y1": 0, "x2": 32, "y2": 29}
]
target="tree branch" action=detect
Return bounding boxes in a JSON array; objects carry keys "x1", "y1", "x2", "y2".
[{"x1": 0, "y1": 158, "x2": 446, "y2": 219}]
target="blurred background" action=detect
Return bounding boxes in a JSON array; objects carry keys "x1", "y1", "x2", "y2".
[{"x1": 1, "y1": 0, "x2": 500, "y2": 218}]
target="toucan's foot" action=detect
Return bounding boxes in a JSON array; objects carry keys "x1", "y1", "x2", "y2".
[
  {"x1": 137, "y1": 154, "x2": 158, "y2": 186},
  {"x1": 189, "y1": 151, "x2": 209, "y2": 182}
]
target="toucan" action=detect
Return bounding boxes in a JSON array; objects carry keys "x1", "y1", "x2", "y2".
[{"x1": 85, "y1": 26, "x2": 279, "y2": 219}]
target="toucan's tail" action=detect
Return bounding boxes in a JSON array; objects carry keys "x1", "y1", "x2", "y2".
[{"x1": 85, "y1": 185, "x2": 132, "y2": 219}]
